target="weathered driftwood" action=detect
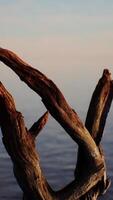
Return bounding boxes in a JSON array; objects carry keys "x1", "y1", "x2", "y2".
[
  {"x1": 75, "y1": 69, "x2": 113, "y2": 200},
  {"x1": 0, "y1": 47, "x2": 113, "y2": 200}
]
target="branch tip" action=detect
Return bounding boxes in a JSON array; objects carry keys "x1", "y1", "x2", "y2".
[{"x1": 103, "y1": 69, "x2": 111, "y2": 80}]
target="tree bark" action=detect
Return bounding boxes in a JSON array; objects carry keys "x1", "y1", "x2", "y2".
[{"x1": 0, "y1": 48, "x2": 113, "y2": 200}]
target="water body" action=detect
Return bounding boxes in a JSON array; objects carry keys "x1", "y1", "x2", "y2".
[{"x1": 0, "y1": 109, "x2": 113, "y2": 199}]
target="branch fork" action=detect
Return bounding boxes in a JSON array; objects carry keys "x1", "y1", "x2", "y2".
[{"x1": 0, "y1": 48, "x2": 113, "y2": 200}]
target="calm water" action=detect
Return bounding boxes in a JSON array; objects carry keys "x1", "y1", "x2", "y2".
[{"x1": 0, "y1": 110, "x2": 113, "y2": 200}]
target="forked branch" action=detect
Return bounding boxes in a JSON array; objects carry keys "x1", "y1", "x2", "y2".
[
  {"x1": 0, "y1": 48, "x2": 102, "y2": 167},
  {"x1": 0, "y1": 47, "x2": 112, "y2": 200}
]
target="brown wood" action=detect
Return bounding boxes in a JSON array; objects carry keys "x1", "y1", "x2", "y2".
[
  {"x1": 0, "y1": 83, "x2": 54, "y2": 200},
  {"x1": 75, "y1": 69, "x2": 113, "y2": 199},
  {"x1": 0, "y1": 47, "x2": 113, "y2": 200},
  {"x1": 29, "y1": 111, "x2": 49, "y2": 139}
]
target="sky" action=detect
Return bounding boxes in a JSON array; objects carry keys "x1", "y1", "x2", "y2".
[{"x1": 0, "y1": 0, "x2": 113, "y2": 119}]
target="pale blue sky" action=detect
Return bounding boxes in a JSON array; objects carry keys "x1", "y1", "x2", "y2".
[
  {"x1": 0, "y1": 0, "x2": 113, "y2": 115},
  {"x1": 0, "y1": 0, "x2": 113, "y2": 37},
  {"x1": 0, "y1": 1, "x2": 113, "y2": 67}
]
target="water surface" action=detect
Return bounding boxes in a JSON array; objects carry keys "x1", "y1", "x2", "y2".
[{"x1": 0, "y1": 111, "x2": 113, "y2": 199}]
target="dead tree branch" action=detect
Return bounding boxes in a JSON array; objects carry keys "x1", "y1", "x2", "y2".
[{"x1": 0, "y1": 47, "x2": 113, "y2": 200}]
